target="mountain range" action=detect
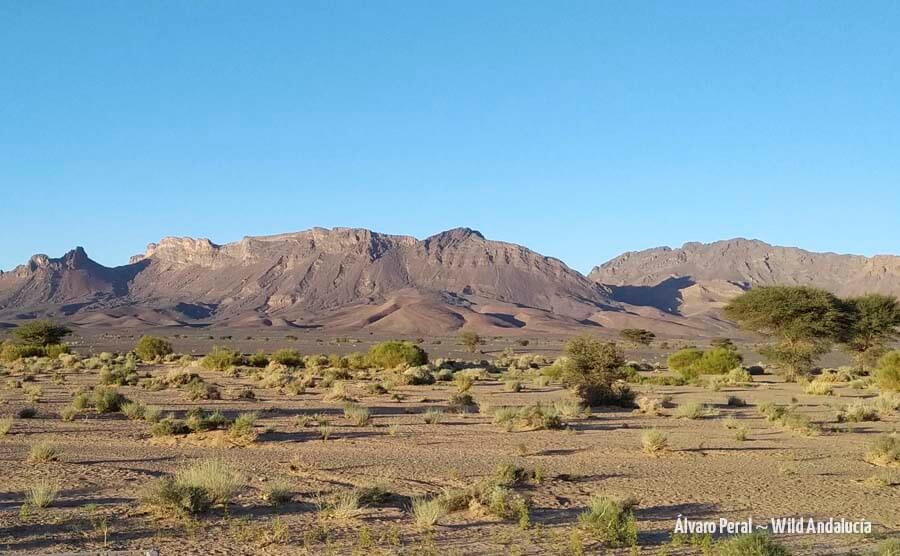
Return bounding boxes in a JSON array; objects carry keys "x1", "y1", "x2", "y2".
[{"x1": 1, "y1": 228, "x2": 898, "y2": 337}]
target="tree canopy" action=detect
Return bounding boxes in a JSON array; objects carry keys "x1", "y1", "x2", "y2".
[
  {"x1": 723, "y1": 286, "x2": 849, "y2": 343},
  {"x1": 12, "y1": 319, "x2": 72, "y2": 346}
]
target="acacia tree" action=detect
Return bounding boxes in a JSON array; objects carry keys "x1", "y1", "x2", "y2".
[
  {"x1": 561, "y1": 335, "x2": 631, "y2": 406},
  {"x1": 12, "y1": 319, "x2": 71, "y2": 346},
  {"x1": 458, "y1": 331, "x2": 483, "y2": 353},
  {"x1": 723, "y1": 286, "x2": 850, "y2": 380},
  {"x1": 842, "y1": 294, "x2": 900, "y2": 371}
]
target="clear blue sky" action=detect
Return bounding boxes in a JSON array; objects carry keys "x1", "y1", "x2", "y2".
[{"x1": 2, "y1": 2, "x2": 898, "y2": 274}]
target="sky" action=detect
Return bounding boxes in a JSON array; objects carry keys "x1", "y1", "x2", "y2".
[{"x1": 1, "y1": 1, "x2": 899, "y2": 274}]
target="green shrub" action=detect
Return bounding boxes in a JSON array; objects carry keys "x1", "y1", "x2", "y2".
[
  {"x1": 143, "y1": 476, "x2": 212, "y2": 515},
  {"x1": 99, "y1": 366, "x2": 138, "y2": 386},
  {"x1": 642, "y1": 428, "x2": 668, "y2": 455},
  {"x1": 694, "y1": 347, "x2": 743, "y2": 375},
  {"x1": 151, "y1": 418, "x2": 190, "y2": 437},
  {"x1": 367, "y1": 341, "x2": 427, "y2": 368},
  {"x1": 246, "y1": 351, "x2": 269, "y2": 367},
  {"x1": 25, "y1": 479, "x2": 59, "y2": 508},
  {"x1": 200, "y1": 346, "x2": 241, "y2": 371},
  {"x1": 271, "y1": 349, "x2": 303, "y2": 367},
  {"x1": 876, "y1": 351, "x2": 900, "y2": 392},
  {"x1": 92, "y1": 387, "x2": 127, "y2": 413},
  {"x1": 864, "y1": 434, "x2": 899, "y2": 467},
  {"x1": 674, "y1": 402, "x2": 713, "y2": 419},
  {"x1": 667, "y1": 348, "x2": 704, "y2": 378},
  {"x1": 578, "y1": 495, "x2": 638, "y2": 547},
  {"x1": 229, "y1": 412, "x2": 258, "y2": 441},
  {"x1": 714, "y1": 532, "x2": 791, "y2": 555},
  {"x1": 561, "y1": 336, "x2": 632, "y2": 407},
  {"x1": 134, "y1": 335, "x2": 173, "y2": 361},
  {"x1": 44, "y1": 344, "x2": 70, "y2": 358},
  {"x1": 836, "y1": 401, "x2": 880, "y2": 423}
]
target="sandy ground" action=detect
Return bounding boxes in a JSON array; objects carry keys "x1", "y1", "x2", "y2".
[{"x1": 0, "y1": 341, "x2": 897, "y2": 555}]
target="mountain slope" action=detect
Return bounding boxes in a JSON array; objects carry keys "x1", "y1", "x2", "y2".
[
  {"x1": 0, "y1": 227, "x2": 627, "y2": 335},
  {"x1": 590, "y1": 239, "x2": 900, "y2": 315}
]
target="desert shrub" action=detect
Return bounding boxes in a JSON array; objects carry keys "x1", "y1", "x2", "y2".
[
  {"x1": 871, "y1": 539, "x2": 900, "y2": 556},
  {"x1": 185, "y1": 408, "x2": 230, "y2": 432},
  {"x1": 482, "y1": 485, "x2": 530, "y2": 528},
  {"x1": 694, "y1": 347, "x2": 743, "y2": 375},
  {"x1": 151, "y1": 418, "x2": 191, "y2": 437},
  {"x1": 778, "y1": 411, "x2": 820, "y2": 436},
  {"x1": 44, "y1": 343, "x2": 70, "y2": 358},
  {"x1": 0, "y1": 416, "x2": 12, "y2": 436},
  {"x1": 517, "y1": 402, "x2": 563, "y2": 430},
  {"x1": 346, "y1": 352, "x2": 369, "y2": 370},
  {"x1": 504, "y1": 379, "x2": 523, "y2": 392},
  {"x1": 448, "y1": 392, "x2": 477, "y2": 413},
  {"x1": 367, "y1": 341, "x2": 427, "y2": 369},
  {"x1": 25, "y1": 479, "x2": 59, "y2": 508},
  {"x1": 674, "y1": 402, "x2": 714, "y2": 419},
  {"x1": 343, "y1": 404, "x2": 371, "y2": 426},
  {"x1": 92, "y1": 387, "x2": 127, "y2": 413},
  {"x1": 144, "y1": 458, "x2": 242, "y2": 515},
  {"x1": 184, "y1": 378, "x2": 221, "y2": 401},
  {"x1": 635, "y1": 395, "x2": 664, "y2": 415},
  {"x1": 60, "y1": 405, "x2": 79, "y2": 421},
  {"x1": 12, "y1": 320, "x2": 71, "y2": 346},
  {"x1": 714, "y1": 531, "x2": 791, "y2": 555},
  {"x1": 246, "y1": 351, "x2": 269, "y2": 367},
  {"x1": 759, "y1": 404, "x2": 820, "y2": 436},
  {"x1": 667, "y1": 348, "x2": 704, "y2": 378},
  {"x1": 200, "y1": 346, "x2": 241, "y2": 371},
  {"x1": 561, "y1": 336, "x2": 633, "y2": 407},
  {"x1": 875, "y1": 351, "x2": 900, "y2": 393},
  {"x1": 134, "y1": 335, "x2": 173, "y2": 361},
  {"x1": 400, "y1": 365, "x2": 434, "y2": 385},
  {"x1": 99, "y1": 366, "x2": 139, "y2": 386},
  {"x1": 271, "y1": 349, "x2": 303, "y2": 367},
  {"x1": 758, "y1": 402, "x2": 787, "y2": 422},
  {"x1": 492, "y1": 403, "x2": 562, "y2": 431},
  {"x1": 454, "y1": 373, "x2": 475, "y2": 393},
  {"x1": 553, "y1": 398, "x2": 587, "y2": 418},
  {"x1": 263, "y1": 479, "x2": 293, "y2": 505},
  {"x1": 642, "y1": 428, "x2": 668, "y2": 455},
  {"x1": 836, "y1": 401, "x2": 880, "y2": 423},
  {"x1": 619, "y1": 328, "x2": 655, "y2": 346},
  {"x1": 803, "y1": 379, "x2": 834, "y2": 396},
  {"x1": 411, "y1": 496, "x2": 446, "y2": 529},
  {"x1": 229, "y1": 412, "x2": 258, "y2": 441},
  {"x1": 323, "y1": 381, "x2": 355, "y2": 402},
  {"x1": 864, "y1": 434, "x2": 899, "y2": 467},
  {"x1": 177, "y1": 458, "x2": 243, "y2": 505},
  {"x1": 318, "y1": 489, "x2": 364, "y2": 521},
  {"x1": 578, "y1": 495, "x2": 638, "y2": 547},
  {"x1": 874, "y1": 392, "x2": 900, "y2": 416},
  {"x1": 422, "y1": 408, "x2": 444, "y2": 425},
  {"x1": 28, "y1": 442, "x2": 60, "y2": 463},
  {"x1": 143, "y1": 476, "x2": 211, "y2": 516},
  {"x1": 121, "y1": 401, "x2": 147, "y2": 420},
  {"x1": 458, "y1": 331, "x2": 483, "y2": 353}
]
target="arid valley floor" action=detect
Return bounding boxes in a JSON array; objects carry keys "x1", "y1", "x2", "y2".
[{"x1": 0, "y1": 332, "x2": 897, "y2": 555}]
